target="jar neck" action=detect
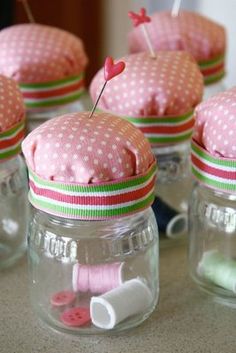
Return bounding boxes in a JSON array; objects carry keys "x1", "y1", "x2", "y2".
[
  {"x1": 196, "y1": 182, "x2": 236, "y2": 201},
  {"x1": 33, "y1": 206, "x2": 154, "y2": 230}
]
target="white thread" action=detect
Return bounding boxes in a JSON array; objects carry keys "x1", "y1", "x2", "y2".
[
  {"x1": 166, "y1": 213, "x2": 188, "y2": 239},
  {"x1": 90, "y1": 278, "x2": 152, "y2": 329}
]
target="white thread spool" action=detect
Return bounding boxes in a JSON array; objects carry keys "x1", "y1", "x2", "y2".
[
  {"x1": 90, "y1": 278, "x2": 153, "y2": 329},
  {"x1": 198, "y1": 249, "x2": 236, "y2": 293}
]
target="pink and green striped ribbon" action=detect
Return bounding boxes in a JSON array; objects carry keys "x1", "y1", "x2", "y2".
[
  {"x1": 20, "y1": 73, "x2": 85, "y2": 110},
  {"x1": 121, "y1": 110, "x2": 194, "y2": 146},
  {"x1": 0, "y1": 120, "x2": 25, "y2": 161},
  {"x1": 191, "y1": 139, "x2": 236, "y2": 193},
  {"x1": 198, "y1": 53, "x2": 225, "y2": 85},
  {"x1": 28, "y1": 162, "x2": 157, "y2": 220}
]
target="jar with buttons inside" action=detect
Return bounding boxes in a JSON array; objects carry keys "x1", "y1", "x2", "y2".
[
  {"x1": 22, "y1": 111, "x2": 159, "y2": 334},
  {"x1": 189, "y1": 87, "x2": 236, "y2": 307}
]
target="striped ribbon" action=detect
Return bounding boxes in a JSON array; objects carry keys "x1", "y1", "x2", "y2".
[
  {"x1": 198, "y1": 54, "x2": 225, "y2": 85},
  {"x1": 191, "y1": 139, "x2": 236, "y2": 193},
  {"x1": 122, "y1": 110, "x2": 194, "y2": 146},
  {"x1": 28, "y1": 162, "x2": 157, "y2": 220},
  {"x1": 20, "y1": 73, "x2": 85, "y2": 110},
  {"x1": 0, "y1": 120, "x2": 25, "y2": 161}
]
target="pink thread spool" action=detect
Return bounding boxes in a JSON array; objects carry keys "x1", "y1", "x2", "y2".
[{"x1": 72, "y1": 262, "x2": 124, "y2": 294}]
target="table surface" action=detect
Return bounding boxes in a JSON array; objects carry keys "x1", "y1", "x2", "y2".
[{"x1": 1, "y1": 244, "x2": 236, "y2": 353}]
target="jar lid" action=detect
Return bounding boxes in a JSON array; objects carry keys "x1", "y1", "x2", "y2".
[
  {"x1": 0, "y1": 75, "x2": 25, "y2": 161},
  {"x1": 128, "y1": 10, "x2": 226, "y2": 85},
  {"x1": 0, "y1": 24, "x2": 88, "y2": 111},
  {"x1": 90, "y1": 51, "x2": 203, "y2": 147},
  {"x1": 22, "y1": 111, "x2": 157, "y2": 220}
]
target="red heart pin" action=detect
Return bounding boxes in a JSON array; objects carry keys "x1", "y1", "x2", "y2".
[
  {"x1": 128, "y1": 8, "x2": 151, "y2": 27},
  {"x1": 104, "y1": 57, "x2": 125, "y2": 82}
]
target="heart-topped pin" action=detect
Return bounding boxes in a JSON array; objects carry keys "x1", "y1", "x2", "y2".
[
  {"x1": 128, "y1": 7, "x2": 155, "y2": 59},
  {"x1": 89, "y1": 56, "x2": 126, "y2": 118},
  {"x1": 128, "y1": 8, "x2": 151, "y2": 27},
  {"x1": 104, "y1": 57, "x2": 125, "y2": 81}
]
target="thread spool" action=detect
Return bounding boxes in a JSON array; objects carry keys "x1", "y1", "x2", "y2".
[
  {"x1": 72, "y1": 262, "x2": 124, "y2": 294},
  {"x1": 90, "y1": 278, "x2": 152, "y2": 329},
  {"x1": 152, "y1": 196, "x2": 187, "y2": 238},
  {"x1": 198, "y1": 250, "x2": 236, "y2": 293}
]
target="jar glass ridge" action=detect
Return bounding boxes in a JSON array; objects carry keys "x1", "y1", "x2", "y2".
[{"x1": 0, "y1": 155, "x2": 29, "y2": 268}]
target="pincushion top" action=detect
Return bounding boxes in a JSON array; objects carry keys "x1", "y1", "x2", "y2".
[
  {"x1": 0, "y1": 74, "x2": 25, "y2": 160},
  {"x1": 22, "y1": 111, "x2": 156, "y2": 219},
  {"x1": 90, "y1": 51, "x2": 203, "y2": 146},
  {"x1": 193, "y1": 87, "x2": 236, "y2": 158},
  {"x1": 191, "y1": 87, "x2": 236, "y2": 194},
  {"x1": 128, "y1": 11, "x2": 226, "y2": 84},
  {"x1": 0, "y1": 24, "x2": 88, "y2": 110}
]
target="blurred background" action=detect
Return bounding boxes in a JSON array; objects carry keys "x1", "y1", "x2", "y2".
[{"x1": 0, "y1": 0, "x2": 235, "y2": 87}]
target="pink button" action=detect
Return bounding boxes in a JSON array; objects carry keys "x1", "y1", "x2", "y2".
[
  {"x1": 60, "y1": 307, "x2": 91, "y2": 327},
  {"x1": 50, "y1": 291, "x2": 76, "y2": 307}
]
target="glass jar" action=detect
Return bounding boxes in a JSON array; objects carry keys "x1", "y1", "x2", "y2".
[
  {"x1": 28, "y1": 207, "x2": 159, "y2": 334},
  {"x1": 0, "y1": 155, "x2": 28, "y2": 268},
  {"x1": 189, "y1": 183, "x2": 236, "y2": 307},
  {"x1": 204, "y1": 80, "x2": 227, "y2": 100},
  {"x1": 152, "y1": 141, "x2": 190, "y2": 241},
  {"x1": 27, "y1": 92, "x2": 92, "y2": 132}
]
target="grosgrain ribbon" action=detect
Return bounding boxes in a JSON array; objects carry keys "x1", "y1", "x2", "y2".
[
  {"x1": 28, "y1": 162, "x2": 157, "y2": 220},
  {"x1": 122, "y1": 110, "x2": 194, "y2": 146},
  {"x1": 19, "y1": 73, "x2": 85, "y2": 110},
  {"x1": 0, "y1": 120, "x2": 25, "y2": 160},
  {"x1": 191, "y1": 139, "x2": 236, "y2": 194},
  {"x1": 198, "y1": 54, "x2": 225, "y2": 85}
]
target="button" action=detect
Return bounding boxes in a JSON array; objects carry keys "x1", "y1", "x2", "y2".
[
  {"x1": 50, "y1": 291, "x2": 76, "y2": 307},
  {"x1": 60, "y1": 307, "x2": 91, "y2": 327}
]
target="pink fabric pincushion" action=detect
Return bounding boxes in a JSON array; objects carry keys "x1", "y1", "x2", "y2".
[
  {"x1": 0, "y1": 74, "x2": 25, "y2": 161},
  {"x1": 193, "y1": 87, "x2": 236, "y2": 158},
  {"x1": 128, "y1": 11, "x2": 226, "y2": 84},
  {"x1": 191, "y1": 87, "x2": 236, "y2": 194},
  {"x1": 90, "y1": 51, "x2": 204, "y2": 146},
  {"x1": 22, "y1": 111, "x2": 157, "y2": 220},
  {"x1": 0, "y1": 24, "x2": 88, "y2": 110}
]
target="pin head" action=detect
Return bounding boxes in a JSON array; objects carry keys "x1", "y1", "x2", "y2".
[
  {"x1": 128, "y1": 8, "x2": 151, "y2": 27},
  {"x1": 104, "y1": 57, "x2": 125, "y2": 82}
]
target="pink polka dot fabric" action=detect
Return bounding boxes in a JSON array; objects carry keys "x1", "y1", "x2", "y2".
[
  {"x1": 22, "y1": 112, "x2": 155, "y2": 184},
  {"x1": 90, "y1": 51, "x2": 203, "y2": 117},
  {"x1": 193, "y1": 87, "x2": 236, "y2": 158},
  {"x1": 0, "y1": 24, "x2": 88, "y2": 83},
  {"x1": 0, "y1": 74, "x2": 25, "y2": 132},
  {"x1": 128, "y1": 11, "x2": 226, "y2": 62}
]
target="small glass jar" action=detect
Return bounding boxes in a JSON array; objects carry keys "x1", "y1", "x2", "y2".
[
  {"x1": 152, "y1": 141, "x2": 190, "y2": 241},
  {"x1": 27, "y1": 93, "x2": 92, "y2": 132},
  {"x1": 0, "y1": 155, "x2": 28, "y2": 268},
  {"x1": 28, "y1": 207, "x2": 159, "y2": 334},
  {"x1": 189, "y1": 183, "x2": 236, "y2": 307},
  {"x1": 204, "y1": 80, "x2": 227, "y2": 100}
]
